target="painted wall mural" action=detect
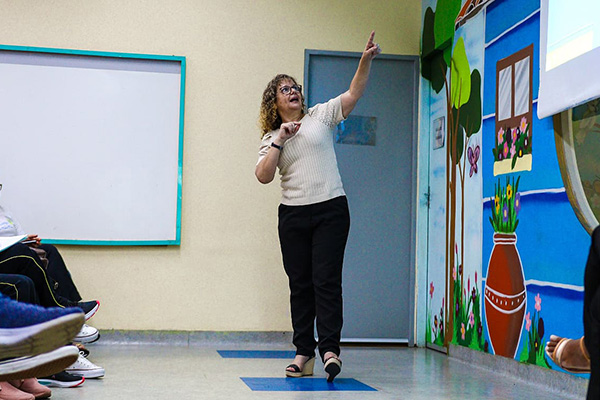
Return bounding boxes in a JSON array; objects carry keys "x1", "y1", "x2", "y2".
[{"x1": 421, "y1": 0, "x2": 592, "y2": 378}]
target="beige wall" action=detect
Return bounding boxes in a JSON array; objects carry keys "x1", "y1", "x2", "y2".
[{"x1": 0, "y1": 0, "x2": 421, "y2": 331}]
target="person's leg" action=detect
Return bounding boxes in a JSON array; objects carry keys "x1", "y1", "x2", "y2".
[
  {"x1": 584, "y1": 226, "x2": 600, "y2": 398},
  {"x1": 39, "y1": 244, "x2": 81, "y2": 302},
  {"x1": 0, "y1": 294, "x2": 84, "y2": 359},
  {"x1": 278, "y1": 203, "x2": 317, "y2": 359},
  {"x1": 0, "y1": 244, "x2": 65, "y2": 308},
  {"x1": 311, "y1": 196, "x2": 350, "y2": 362},
  {"x1": 587, "y1": 289, "x2": 600, "y2": 399},
  {"x1": 585, "y1": 227, "x2": 600, "y2": 340},
  {"x1": 0, "y1": 274, "x2": 39, "y2": 305}
]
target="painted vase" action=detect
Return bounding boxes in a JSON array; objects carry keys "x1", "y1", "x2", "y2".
[{"x1": 484, "y1": 233, "x2": 526, "y2": 358}]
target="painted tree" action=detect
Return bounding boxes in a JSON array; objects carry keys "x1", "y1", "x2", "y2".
[{"x1": 421, "y1": 0, "x2": 482, "y2": 346}]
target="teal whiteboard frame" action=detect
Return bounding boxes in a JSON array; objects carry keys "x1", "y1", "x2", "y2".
[{"x1": 0, "y1": 45, "x2": 186, "y2": 246}]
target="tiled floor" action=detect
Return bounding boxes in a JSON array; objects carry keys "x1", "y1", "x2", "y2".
[{"x1": 47, "y1": 343, "x2": 584, "y2": 400}]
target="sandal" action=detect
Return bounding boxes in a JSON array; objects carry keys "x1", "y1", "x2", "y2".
[
  {"x1": 545, "y1": 336, "x2": 590, "y2": 373},
  {"x1": 324, "y1": 356, "x2": 342, "y2": 382},
  {"x1": 285, "y1": 356, "x2": 315, "y2": 378}
]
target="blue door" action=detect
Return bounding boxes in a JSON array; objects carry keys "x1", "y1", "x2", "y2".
[{"x1": 305, "y1": 51, "x2": 419, "y2": 343}]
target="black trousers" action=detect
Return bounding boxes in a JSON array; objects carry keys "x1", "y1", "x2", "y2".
[
  {"x1": 278, "y1": 196, "x2": 350, "y2": 361},
  {"x1": 0, "y1": 273, "x2": 39, "y2": 304},
  {"x1": 0, "y1": 243, "x2": 66, "y2": 308},
  {"x1": 41, "y1": 244, "x2": 82, "y2": 302},
  {"x1": 585, "y1": 226, "x2": 600, "y2": 399}
]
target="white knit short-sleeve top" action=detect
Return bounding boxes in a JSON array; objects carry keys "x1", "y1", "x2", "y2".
[{"x1": 258, "y1": 95, "x2": 346, "y2": 206}]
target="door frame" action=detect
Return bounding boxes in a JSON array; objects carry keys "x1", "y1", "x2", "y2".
[{"x1": 304, "y1": 50, "x2": 420, "y2": 346}]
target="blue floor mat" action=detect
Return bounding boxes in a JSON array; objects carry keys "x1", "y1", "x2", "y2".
[
  {"x1": 240, "y1": 377, "x2": 377, "y2": 391},
  {"x1": 217, "y1": 350, "x2": 296, "y2": 359}
]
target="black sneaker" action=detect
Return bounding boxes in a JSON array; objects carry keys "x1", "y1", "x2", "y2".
[
  {"x1": 38, "y1": 370, "x2": 85, "y2": 388},
  {"x1": 77, "y1": 301, "x2": 100, "y2": 321}
]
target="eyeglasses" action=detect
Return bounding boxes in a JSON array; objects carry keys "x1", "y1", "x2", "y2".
[{"x1": 279, "y1": 85, "x2": 302, "y2": 95}]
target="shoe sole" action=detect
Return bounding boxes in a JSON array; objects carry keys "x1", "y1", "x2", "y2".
[
  {"x1": 85, "y1": 302, "x2": 99, "y2": 321},
  {"x1": 74, "y1": 331, "x2": 99, "y2": 344},
  {"x1": 0, "y1": 313, "x2": 84, "y2": 359},
  {"x1": 66, "y1": 369, "x2": 105, "y2": 379},
  {"x1": 0, "y1": 346, "x2": 79, "y2": 381},
  {"x1": 324, "y1": 358, "x2": 342, "y2": 382},
  {"x1": 38, "y1": 376, "x2": 85, "y2": 388}
]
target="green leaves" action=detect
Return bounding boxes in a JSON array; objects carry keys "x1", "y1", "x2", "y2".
[
  {"x1": 451, "y1": 37, "x2": 471, "y2": 109},
  {"x1": 434, "y1": 0, "x2": 461, "y2": 56},
  {"x1": 490, "y1": 176, "x2": 521, "y2": 233}
]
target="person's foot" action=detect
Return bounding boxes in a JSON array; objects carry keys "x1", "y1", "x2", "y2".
[
  {"x1": 0, "y1": 296, "x2": 84, "y2": 360},
  {"x1": 545, "y1": 335, "x2": 590, "y2": 373},
  {"x1": 37, "y1": 371, "x2": 84, "y2": 388},
  {"x1": 285, "y1": 355, "x2": 315, "y2": 378},
  {"x1": 73, "y1": 324, "x2": 99, "y2": 344},
  {"x1": 0, "y1": 346, "x2": 79, "y2": 382},
  {"x1": 8, "y1": 378, "x2": 51, "y2": 399},
  {"x1": 76, "y1": 301, "x2": 99, "y2": 321},
  {"x1": 65, "y1": 353, "x2": 104, "y2": 379},
  {"x1": 323, "y1": 351, "x2": 342, "y2": 382},
  {"x1": 0, "y1": 381, "x2": 34, "y2": 400}
]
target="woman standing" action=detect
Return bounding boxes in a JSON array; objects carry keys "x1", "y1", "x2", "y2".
[{"x1": 255, "y1": 31, "x2": 381, "y2": 381}]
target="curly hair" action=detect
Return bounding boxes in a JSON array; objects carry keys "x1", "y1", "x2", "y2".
[{"x1": 258, "y1": 74, "x2": 305, "y2": 138}]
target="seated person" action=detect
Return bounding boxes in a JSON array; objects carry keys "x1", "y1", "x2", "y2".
[
  {"x1": 0, "y1": 199, "x2": 99, "y2": 341},
  {"x1": 546, "y1": 225, "x2": 600, "y2": 399}
]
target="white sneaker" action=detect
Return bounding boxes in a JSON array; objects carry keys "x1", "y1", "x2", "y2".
[
  {"x1": 65, "y1": 353, "x2": 105, "y2": 378},
  {"x1": 73, "y1": 324, "x2": 99, "y2": 344}
]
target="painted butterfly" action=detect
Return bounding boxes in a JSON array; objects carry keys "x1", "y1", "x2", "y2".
[{"x1": 468, "y1": 145, "x2": 480, "y2": 177}]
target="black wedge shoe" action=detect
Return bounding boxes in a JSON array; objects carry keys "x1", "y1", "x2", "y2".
[
  {"x1": 324, "y1": 356, "x2": 342, "y2": 382},
  {"x1": 285, "y1": 356, "x2": 315, "y2": 378}
]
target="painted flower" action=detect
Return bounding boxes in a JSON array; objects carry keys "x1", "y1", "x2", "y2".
[
  {"x1": 455, "y1": 299, "x2": 460, "y2": 316},
  {"x1": 518, "y1": 148, "x2": 523, "y2": 157},
  {"x1": 453, "y1": 267, "x2": 457, "y2": 280},
  {"x1": 459, "y1": 264, "x2": 463, "y2": 276},
  {"x1": 497, "y1": 127, "x2": 504, "y2": 144},
  {"x1": 511, "y1": 128, "x2": 517, "y2": 143},
  {"x1": 515, "y1": 193, "x2": 521, "y2": 213},
  {"x1": 440, "y1": 306, "x2": 444, "y2": 317},
  {"x1": 494, "y1": 195, "x2": 500, "y2": 213},
  {"x1": 525, "y1": 312, "x2": 531, "y2": 331},
  {"x1": 507, "y1": 184, "x2": 513, "y2": 200},
  {"x1": 468, "y1": 311, "x2": 475, "y2": 328},
  {"x1": 520, "y1": 117, "x2": 528, "y2": 133},
  {"x1": 471, "y1": 287, "x2": 477, "y2": 302},
  {"x1": 539, "y1": 318, "x2": 545, "y2": 339},
  {"x1": 524, "y1": 136, "x2": 529, "y2": 149},
  {"x1": 502, "y1": 204, "x2": 509, "y2": 222},
  {"x1": 535, "y1": 293, "x2": 542, "y2": 312},
  {"x1": 477, "y1": 322, "x2": 483, "y2": 338},
  {"x1": 510, "y1": 144, "x2": 516, "y2": 157},
  {"x1": 468, "y1": 277, "x2": 470, "y2": 293},
  {"x1": 503, "y1": 142, "x2": 509, "y2": 158},
  {"x1": 434, "y1": 315, "x2": 438, "y2": 329},
  {"x1": 460, "y1": 323, "x2": 466, "y2": 340},
  {"x1": 475, "y1": 271, "x2": 478, "y2": 285},
  {"x1": 430, "y1": 282, "x2": 434, "y2": 299}
]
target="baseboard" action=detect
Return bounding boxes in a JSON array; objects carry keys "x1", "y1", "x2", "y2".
[
  {"x1": 448, "y1": 343, "x2": 588, "y2": 398},
  {"x1": 95, "y1": 330, "x2": 294, "y2": 348}
]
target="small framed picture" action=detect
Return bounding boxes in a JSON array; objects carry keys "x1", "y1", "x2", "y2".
[{"x1": 433, "y1": 116, "x2": 445, "y2": 150}]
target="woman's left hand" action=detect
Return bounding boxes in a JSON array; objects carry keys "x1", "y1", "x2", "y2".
[
  {"x1": 25, "y1": 234, "x2": 41, "y2": 247},
  {"x1": 363, "y1": 31, "x2": 382, "y2": 61}
]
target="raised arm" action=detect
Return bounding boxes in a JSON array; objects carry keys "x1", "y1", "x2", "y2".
[{"x1": 340, "y1": 31, "x2": 382, "y2": 118}]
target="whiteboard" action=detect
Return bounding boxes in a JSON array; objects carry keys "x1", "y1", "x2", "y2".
[{"x1": 0, "y1": 46, "x2": 185, "y2": 245}]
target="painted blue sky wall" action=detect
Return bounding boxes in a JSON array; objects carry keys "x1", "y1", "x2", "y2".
[{"x1": 481, "y1": 0, "x2": 590, "y2": 370}]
